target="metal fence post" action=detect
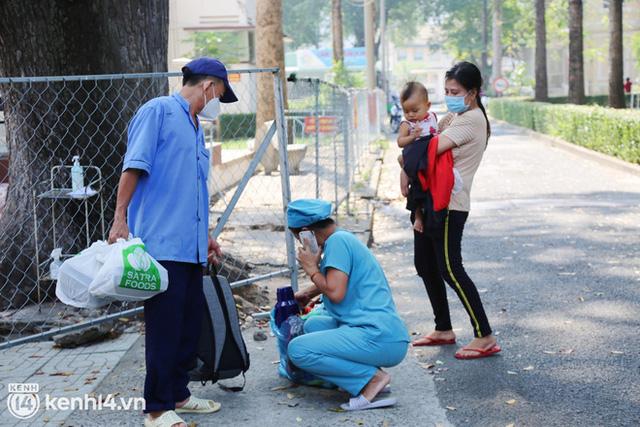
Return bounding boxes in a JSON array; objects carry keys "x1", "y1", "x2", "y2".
[
  {"x1": 314, "y1": 79, "x2": 320, "y2": 199},
  {"x1": 343, "y1": 90, "x2": 351, "y2": 215},
  {"x1": 273, "y1": 70, "x2": 299, "y2": 291}
]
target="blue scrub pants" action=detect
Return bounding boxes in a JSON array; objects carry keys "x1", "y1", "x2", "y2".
[
  {"x1": 288, "y1": 315, "x2": 408, "y2": 396},
  {"x1": 143, "y1": 261, "x2": 204, "y2": 413}
]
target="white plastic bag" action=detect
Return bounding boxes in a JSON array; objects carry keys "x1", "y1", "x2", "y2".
[
  {"x1": 89, "y1": 238, "x2": 168, "y2": 302},
  {"x1": 56, "y1": 241, "x2": 112, "y2": 308}
]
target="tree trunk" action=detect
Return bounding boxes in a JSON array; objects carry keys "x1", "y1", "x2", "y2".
[
  {"x1": 491, "y1": 0, "x2": 503, "y2": 95},
  {"x1": 332, "y1": 0, "x2": 344, "y2": 64},
  {"x1": 481, "y1": 0, "x2": 489, "y2": 90},
  {"x1": 364, "y1": 0, "x2": 376, "y2": 90},
  {"x1": 608, "y1": 0, "x2": 625, "y2": 108},
  {"x1": 568, "y1": 0, "x2": 585, "y2": 104},
  {"x1": 255, "y1": 0, "x2": 289, "y2": 169},
  {"x1": 535, "y1": 0, "x2": 549, "y2": 101},
  {"x1": 0, "y1": 0, "x2": 168, "y2": 310}
]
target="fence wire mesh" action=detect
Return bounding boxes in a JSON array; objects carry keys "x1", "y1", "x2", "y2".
[
  {"x1": 286, "y1": 78, "x2": 385, "y2": 211},
  {"x1": 0, "y1": 69, "x2": 383, "y2": 348}
]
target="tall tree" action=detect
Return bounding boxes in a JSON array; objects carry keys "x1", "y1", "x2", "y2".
[
  {"x1": 491, "y1": 0, "x2": 503, "y2": 93},
  {"x1": 535, "y1": 0, "x2": 549, "y2": 101},
  {"x1": 255, "y1": 0, "x2": 289, "y2": 171},
  {"x1": 608, "y1": 0, "x2": 625, "y2": 108},
  {"x1": 482, "y1": 0, "x2": 490, "y2": 88},
  {"x1": 332, "y1": 0, "x2": 345, "y2": 64},
  {"x1": 568, "y1": 0, "x2": 585, "y2": 104},
  {"x1": 283, "y1": 0, "x2": 329, "y2": 49},
  {"x1": 0, "y1": 0, "x2": 168, "y2": 310}
]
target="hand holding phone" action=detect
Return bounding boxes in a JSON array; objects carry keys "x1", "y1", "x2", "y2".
[{"x1": 299, "y1": 230, "x2": 319, "y2": 254}]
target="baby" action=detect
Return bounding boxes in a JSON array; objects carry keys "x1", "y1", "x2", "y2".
[{"x1": 397, "y1": 81, "x2": 438, "y2": 233}]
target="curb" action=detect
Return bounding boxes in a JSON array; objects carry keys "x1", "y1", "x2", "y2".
[
  {"x1": 366, "y1": 147, "x2": 385, "y2": 247},
  {"x1": 491, "y1": 118, "x2": 640, "y2": 177}
]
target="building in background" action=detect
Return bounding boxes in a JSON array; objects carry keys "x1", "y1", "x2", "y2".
[
  {"x1": 168, "y1": 0, "x2": 257, "y2": 113},
  {"x1": 168, "y1": 0, "x2": 256, "y2": 71},
  {"x1": 285, "y1": 47, "x2": 366, "y2": 79},
  {"x1": 387, "y1": 26, "x2": 454, "y2": 103}
]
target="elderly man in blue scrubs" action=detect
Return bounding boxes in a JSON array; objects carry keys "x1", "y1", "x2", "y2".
[
  {"x1": 286, "y1": 199, "x2": 410, "y2": 411},
  {"x1": 108, "y1": 58, "x2": 237, "y2": 427}
]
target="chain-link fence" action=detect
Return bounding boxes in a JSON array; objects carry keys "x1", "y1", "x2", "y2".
[
  {"x1": 0, "y1": 68, "x2": 296, "y2": 348},
  {"x1": 286, "y1": 78, "x2": 385, "y2": 212},
  {"x1": 0, "y1": 69, "x2": 384, "y2": 349}
]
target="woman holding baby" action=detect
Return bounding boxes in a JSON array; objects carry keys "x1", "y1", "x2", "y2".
[{"x1": 400, "y1": 61, "x2": 500, "y2": 360}]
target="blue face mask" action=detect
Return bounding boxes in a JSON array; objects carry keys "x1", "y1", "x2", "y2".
[{"x1": 445, "y1": 95, "x2": 470, "y2": 113}]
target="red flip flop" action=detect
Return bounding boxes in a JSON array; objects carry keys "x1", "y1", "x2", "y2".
[
  {"x1": 455, "y1": 345, "x2": 502, "y2": 360},
  {"x1": 412, "y1": 336, "x2": 457, "y2": 347}
]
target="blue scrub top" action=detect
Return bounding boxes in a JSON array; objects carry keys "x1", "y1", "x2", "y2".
[
  {"x1": 123, "y1": 92, "x2": 210, "y2": 265},
  {"x1": 320, "y1": 230, "x2": 410, "y2": 342}
]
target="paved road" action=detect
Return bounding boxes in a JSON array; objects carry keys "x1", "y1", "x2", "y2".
[{"x1": 373, "y1": 120, "x2": 640, "y2": 427}]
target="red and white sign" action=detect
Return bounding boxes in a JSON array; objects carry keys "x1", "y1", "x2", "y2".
[
  {"x1": 492, "y1": 77, "x2": 509, "y2": 93},
  {"x1": 304, "y1": 116, "x2": 338, "y2": 134}
]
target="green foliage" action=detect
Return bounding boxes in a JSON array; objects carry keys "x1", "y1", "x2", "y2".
[
  {"x1": 331, "y1": 61, "x2": 365, "y2": 88},
  {"x1": 489, "y1": 98, "x2": 640, "y2": 164},
  {"x1": 342, "y1": 0, "x2": 442, "y2": 47},
  {"x1": 504, "y1": 62, "x2": 533, "y2": 95},
  {"x1": 501, "y1": 0, "x2": 535, "y2": 56},
  {"x1": 283, "y1": 0, "x2": 329, "y2": 48},
  {"x1": 396, "y1": 0, "x2": 535, "y2": 66},
  {"x1": 547, "y1": 95, "x2": 609, "y2": 107},
  {"x1": 429, "y1": 0, "x2": 486, "y2": 63},
  {"x1": 546, "y1": 0, "x2": 569, "y2": 47},
  {"x1": 188, "y1": 32, "x2": 244, "y2": 64},
  {"x1": 218, "y1": 113, "x2": 256, "y2": 141},
  {"x1": 632, "y1": 33, "x2": 640, "y2": 72}
]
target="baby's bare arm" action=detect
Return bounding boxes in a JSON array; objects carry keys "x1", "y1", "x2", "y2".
[{"x1": 397, "y1": 122, "x2": 420, "y2": 147}]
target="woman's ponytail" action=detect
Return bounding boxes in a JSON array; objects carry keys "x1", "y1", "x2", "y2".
[{"x1": 476, "y1": 94, "x2": 491, "y2": 143}]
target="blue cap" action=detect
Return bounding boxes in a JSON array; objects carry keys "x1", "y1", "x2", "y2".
[
  {"x1": 182, "y1": 57, "x2": 238, "y2": 103},
  {"x1": 287, "y1": 199, "x2": 333, "y2": 228}
]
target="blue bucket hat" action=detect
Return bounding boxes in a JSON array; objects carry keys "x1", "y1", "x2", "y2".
[
  {"x1": 182, "y1": 57, "x2": 238, "y2": 103},
  {"x1": 287, "y1": 199, "x2": 333, "y2": 228}
]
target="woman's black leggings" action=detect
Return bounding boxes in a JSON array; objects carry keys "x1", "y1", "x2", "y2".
[{"x1": 414, "y1": 210, "x2": 492, "y2": 338}]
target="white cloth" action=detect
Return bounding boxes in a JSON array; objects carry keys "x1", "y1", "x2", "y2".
[{"x1": 402, "y1": 112, "x2": 438, "y2": 137}]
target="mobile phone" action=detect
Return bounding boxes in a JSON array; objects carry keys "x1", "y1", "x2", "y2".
[{"x1": 299, "y1": 230, "x2": 319, "y2": 254}]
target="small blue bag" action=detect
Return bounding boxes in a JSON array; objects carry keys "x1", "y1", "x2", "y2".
[{"x1": 269, "y1": 309, "x2": 335, "y2": 388}]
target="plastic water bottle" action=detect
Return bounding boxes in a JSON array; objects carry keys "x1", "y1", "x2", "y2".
[
  {"x1": 49, "y1": 248, "x2": 63, "y2": 280},
  {"x1": 275, "y1": 286, "x2": 300, "y2": 327},
  {"x1": 71, "y1": 155, "x2": 84, "y2": 192}
]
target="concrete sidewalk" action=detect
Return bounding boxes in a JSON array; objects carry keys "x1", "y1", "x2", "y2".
[{"x1": 0, "y1": 333, "x2": 139, "y2": 426}]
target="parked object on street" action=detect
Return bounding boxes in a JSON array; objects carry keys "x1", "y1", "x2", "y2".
[
  {"x1": 390, "y1": 95, "x2": 402, "y2": 133},
  {"x1": 189, "y1": 267, "x2": 250, "y2": 390},
  {"x1": 89, "y1": 238, "x2": 168, "y2": 302}
]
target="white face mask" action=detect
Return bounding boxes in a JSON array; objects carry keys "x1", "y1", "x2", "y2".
[{"x1": 198, "y1": 83, "x2": 221, "y2": 121}]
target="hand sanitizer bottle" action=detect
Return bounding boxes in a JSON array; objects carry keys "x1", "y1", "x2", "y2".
[
  {"x1": 71, "y1": 155, "x2": 84, "y2": 192},
  {"x1": 50, "y1": 248, "x2": 63, "y2": 280}
]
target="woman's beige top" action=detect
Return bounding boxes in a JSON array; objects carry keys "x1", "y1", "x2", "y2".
[{"x1": 438, "y1": 108, "x2": 488, "y2": 212}]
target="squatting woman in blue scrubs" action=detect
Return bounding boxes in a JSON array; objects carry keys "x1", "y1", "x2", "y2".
[{"x1": 286, "y1": 199, "x2": 410, "y2": 411}]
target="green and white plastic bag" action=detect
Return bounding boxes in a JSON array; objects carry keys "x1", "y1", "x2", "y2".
[{"x1": 89, "y1": 238, "x2": 168, "y2": 302}]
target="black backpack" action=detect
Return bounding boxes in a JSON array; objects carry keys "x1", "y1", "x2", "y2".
[{"x1": 188, "y1": 268, "x2": 250, "y2": 391}]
